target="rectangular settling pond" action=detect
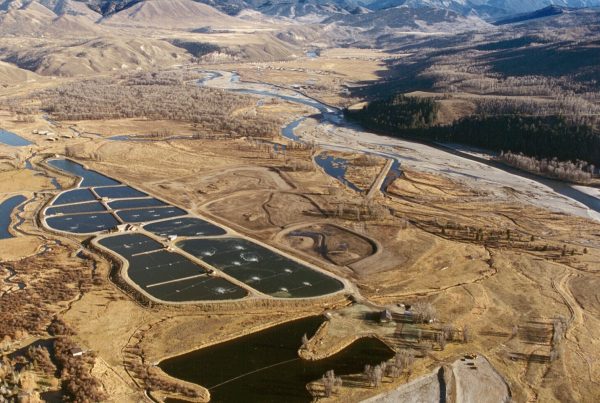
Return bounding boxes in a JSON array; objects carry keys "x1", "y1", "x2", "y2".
[
  {"x1": 52, "y1": 189, "x2": 96, "y2": 205},
  {"x1": 108, "y1": 198, "x2": 167, "y2": 210},
  {"x1": 116, "y1": 207, "x2": 186, "y2": 223},
  {"x1": 93, "y1": 185, "x2": 147, "y2": 199},
  {"x1": 98, "y1": 234, "x2": 247, "y2": 302},
  {"x1": 143, "y1": 217, "x2": 226, "y2": 238},
  {"x1": 177, "y1": 238, "x2": 344, "y2": 298},
  {"x1": 46, "y1": 213, "x2": 120, "y2": 234},
  {"x1": 46, "y1": 201, "x2": 107, "y2": 216}
]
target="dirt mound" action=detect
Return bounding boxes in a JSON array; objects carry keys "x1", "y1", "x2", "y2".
[{"x1": 0, "y1": 60, "x2": 39, "y2": 84}]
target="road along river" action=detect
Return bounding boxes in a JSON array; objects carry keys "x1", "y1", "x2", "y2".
[{"x1": 199, "y1": 70, "x2": 600, "y2": 222}]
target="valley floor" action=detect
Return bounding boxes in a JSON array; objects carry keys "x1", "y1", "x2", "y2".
[{"x1": 1, "y1": 59, "x2": 599, "y2": 403}]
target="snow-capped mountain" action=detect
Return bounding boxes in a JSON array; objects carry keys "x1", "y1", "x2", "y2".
[{"x1": 363, "y1": 0, "x2": 600, "y2": 17}]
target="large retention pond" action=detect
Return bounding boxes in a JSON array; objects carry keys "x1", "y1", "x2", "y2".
[
  {"x1": 160, "y1": 316, "x2": 394, "y2": 403},
  {"x1": 43, "y1": 158, "x2": 346, "y2": 302}
]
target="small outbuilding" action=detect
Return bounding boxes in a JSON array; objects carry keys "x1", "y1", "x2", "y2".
[{"x1": 70, "y1": 348, "x2": 84, "y2": 357}]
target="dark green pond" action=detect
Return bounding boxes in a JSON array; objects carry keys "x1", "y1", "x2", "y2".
[
  {"x1": 177, "y1": 238, "x2": 344, "y2": 298},
  {"x1": 97, "y1": 234, "x2": 247, "y2": 302},
  {"x1": 160, "y1": 316, "x2": 394, "y2": 403}
]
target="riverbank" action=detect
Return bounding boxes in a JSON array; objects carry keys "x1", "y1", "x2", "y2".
[{"x1": 200, "y1": 70, "x2": 600, "y2": 222}]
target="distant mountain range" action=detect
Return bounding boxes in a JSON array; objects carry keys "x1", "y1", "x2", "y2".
[
  {"x1": 199, "y1": 0, "x2": 600, "y2": 19},
  {"x1": 0, "y1": 0, "x2": 597, "y2": 79},
  {"x1": 494, "y1": 5, "x2": 567, "y2": 25},
  {"x1": 361, "y1": 0, "x2": 600, "y2": 18},
  {"x1": 3, "y1": 0, "x2": 597, "y2": 20}
]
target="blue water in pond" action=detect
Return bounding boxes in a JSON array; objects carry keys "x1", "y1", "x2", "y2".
[
  {"x1": 46, "y1": 201, "x2": 107, "y2": 216},
  {"x1": 314, "y1": 154, "x2": 361, "y2": 192},
  {"x1": 108, "y1": 198, "x2": 166, "y2": 210},
  {"x1": 0, "y1": 195, "x2": 27, "y2": 239},
  {"x1": 0, "y1": 129, "x2": 31, "y2": 146},
  {"x1": 48, "y1": 159, "x2": 120, "y2": 187},
  {"x1": 46, "y1": 213, "x2": 119, "y2": 234},
  {"x1": 143, "y1": 217, "x2": 226, "y2": 237},
  {"x1": 52, "y1": 189, "x2": 96, "y2": 205},
  {"x1": 94, "y1": 186, "x2": 147, "y2": 199},
  {"x1": 115, "y1": 206, "x2": 187, "y2": 223}
]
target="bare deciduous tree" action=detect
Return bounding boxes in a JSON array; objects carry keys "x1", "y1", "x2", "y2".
[
  {"x1": 462, "y1": 324, "x2": 471, "y2": 343},
  {"x1": 321, "y1": 370, "x2": 342, "y2": 397},
  {"x1": 301, "y1": 333, "x2": 309, "y2": 349},
  {"x1": 499, "y1": 151, "x2": 594, "y2": 184},
  {"x1": 412, "y1": 301, "x2": 437, "y2": 323}
]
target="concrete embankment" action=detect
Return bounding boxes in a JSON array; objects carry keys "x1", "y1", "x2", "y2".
[{"x1": 367, "y1": 158, "x2": 393, "y2": 199}]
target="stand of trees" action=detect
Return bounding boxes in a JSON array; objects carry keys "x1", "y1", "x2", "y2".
[
  {"x1": 321, "y1": 370, "x2": 342, "y2": 397},
  {"x1": 350, "y1": 95, "x2": 438, "y2": 130},
  {"x1": 169, "y1": 40, "x2": 220, "y2": 58},
  {"x1": 498, "y1": 151, "x2": 594, "y2": 183},
  {"x1": 347, "y1": 95, "x2": 600, "y2": 166},
  {"x1": 363, "y1": 350, "x2": 415, "y2": 387},
  {"x1": 0, "y1": 247, "x2": 96, "y2": 339},
  {"x1": 26, "y1": 75, "x2": 280, "y2": 138},
  {"x1": 55, "y1": 338, "x2": 108, "y2": 402}
]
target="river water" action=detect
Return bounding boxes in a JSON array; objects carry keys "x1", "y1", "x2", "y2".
[
  {"x1": 198, "y1": 70, "x2": 600, "y2": 220},
  {"x1": 0, "y1": 195, "x2": 27, "y2": 239}
]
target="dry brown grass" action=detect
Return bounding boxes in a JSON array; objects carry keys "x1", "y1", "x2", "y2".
[
  {"x1": 1, "y1": 61, "x2": 599, "y2": 402},
  {"x1": 212, "y1": 48, "x2": 391, "y2": 106}
]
